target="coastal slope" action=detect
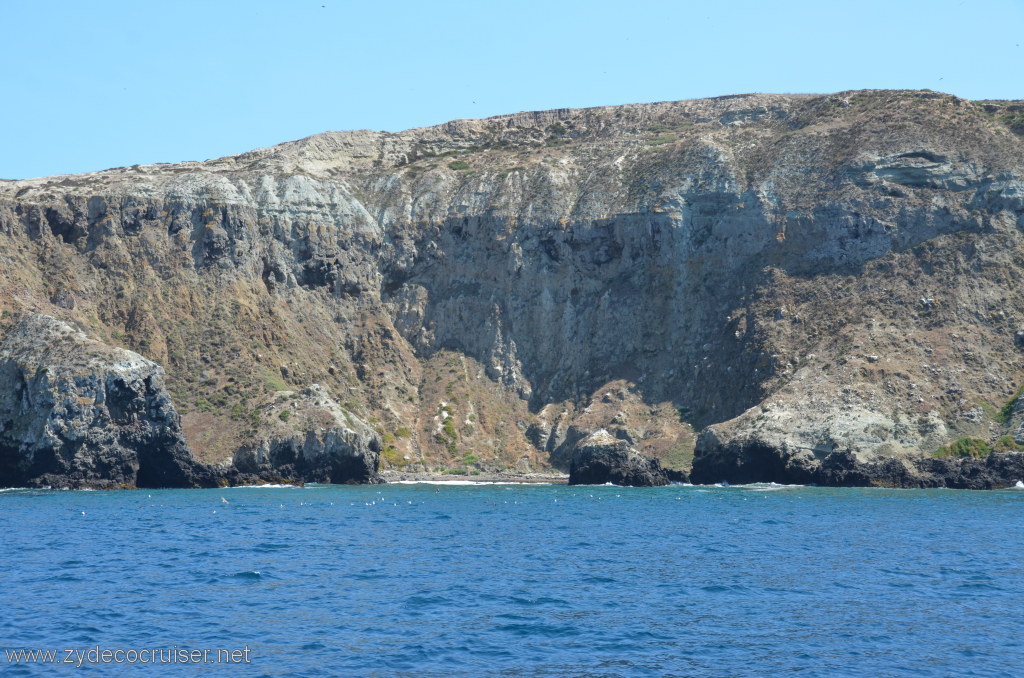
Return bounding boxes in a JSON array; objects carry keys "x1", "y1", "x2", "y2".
[{"x1": 1, "y1": 90, "x2": 1023, "y2": 487}]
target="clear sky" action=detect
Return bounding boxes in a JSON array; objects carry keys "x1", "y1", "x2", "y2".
[{"x1": 1, "y1": 0, "x2": 1021, "y2": 179}]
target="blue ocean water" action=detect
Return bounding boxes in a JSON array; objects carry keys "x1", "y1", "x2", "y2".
[{"x1": 1, "y1": 482, "x2": 1022, "y2": 677}]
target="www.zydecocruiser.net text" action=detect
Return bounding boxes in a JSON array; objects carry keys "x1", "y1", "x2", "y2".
[{"x1": 4, "y1": 646, "x2": 253, "y2": 667}]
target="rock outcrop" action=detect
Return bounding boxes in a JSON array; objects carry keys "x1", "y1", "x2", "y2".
[
  {"x1": 569, "y1": 429, "x2": 685, "y2": 486},
  {"x1": 232, "y1": 385, "x2": 381, "y2": 484},
  {"x1": 1, "y1": 90, "x2": 1023, "y2": 487},
  {"x1": 691, "y1": 440, "x2": 1024, "y2": 489},
  {"x1": 0, "y1": 314, "x2": 209, "y2": 489},
  {"x1": 0, "y1": 315, "x2": 378, "y2": 488}
]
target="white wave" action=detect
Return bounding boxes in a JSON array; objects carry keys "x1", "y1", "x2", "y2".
[
  {"x1": 688, "y1": 482, "x2": 805, "y2": 491},
  {"x1": 0, "y1": 487, "x2": 31, "y2": 493},
  {"x1": 738, "y1": 482, "x2": 806, "y2": 491},
  {"x1": 692, "y1": 482, "x2": 806, "y2": 491},
  {"x1": 1012, "y1": 481, "x2": 1024, "y2": 489},
  {"x1": 226, "y1": 484, "x2": 300, "y2": 489}
]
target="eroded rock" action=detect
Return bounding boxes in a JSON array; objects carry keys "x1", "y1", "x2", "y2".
[
  {"x1": 233, "y1": 384, "x2": 381, "y2": 484},
  {"x1": 692, "y1": 433, "x2": 1024, "y2": 489},
  {"x1": 1, "y1": 92, "x2": 1023, "y2": 483},
  {"x1": 568, "y1": 429, "x2": 686, "y2": 486},
  {"x1": 0, "y1": 314, "x2": 209, "y2": 489}
]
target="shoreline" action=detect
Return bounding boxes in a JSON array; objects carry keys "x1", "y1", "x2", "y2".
[{"x1": 380, "y1": 471, "x2": 569, "y2": 485}]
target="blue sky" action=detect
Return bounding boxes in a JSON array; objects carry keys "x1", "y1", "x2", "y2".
[{"x1": 2, "y1": 0, "x2": 1021, "y2": 179}]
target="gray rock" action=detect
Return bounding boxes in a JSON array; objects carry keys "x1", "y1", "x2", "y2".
[
  {"x1": 568, "y1": 429, "x2": 684, "y2": 486},
  {"x1": 0, "y1": 314, "x2": 207, "y2": 489},
  {"x1": 233, "y1": 385, "x2": 381, "y2": 484},
  {"x1": 691, "y1": 436, "x2": 1024, "y2": 489}
]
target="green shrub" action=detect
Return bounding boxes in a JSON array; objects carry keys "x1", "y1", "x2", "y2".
[
  {"x1": 996, "y1": 384, "x2": 1024, "y2": 424},
  {"x1": 263, "y1": 372, "x2": 287, "y2": 392},
  {"x1": 993, "y1": 435, "x2": 1023, "y2": 453},
  {"x1": 381, "y1": 445, "x2": 407, "y2": 467},
  {"x1": 278, "y1": 410, "x2": 291, "y2": 422},
  {"x1": 394, "y1": 427, "x2": 413, "y2": 438},
  {"x1": 448, "y1": 160, "x2": 470, "y2": 171},
  {"x1": 933, "y1": 437, "x2": 992, "y2": 459},
  {"x1": 999, "y1": 111, "x2": 1024, "y2": 133},
  {"x1": 644, "y1": 134, "x2": 677, "y2": 146},
  {"x1": 442, "y1": 418, "x2": 457, "y2": 439}
]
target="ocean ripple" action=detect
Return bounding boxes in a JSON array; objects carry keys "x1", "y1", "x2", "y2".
[{"x1": 1, "y1": 484, "x2": 1022, "y2": 676}]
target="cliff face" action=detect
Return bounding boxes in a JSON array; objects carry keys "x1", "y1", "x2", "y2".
[
  {"x1": 0, "y1": 314, "x2": 201, "y2": 488},
  {"x1": 1, "y1": 90, "x2": 1023, "y2": 485},
  {"x1": 0, "y1": 315, "x2": 382, "y2": 489},
  {"x1": 232, "y1": 384, "x2": 382, "y2": 484}
]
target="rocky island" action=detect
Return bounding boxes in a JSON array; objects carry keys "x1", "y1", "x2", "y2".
[{"x1": 2, "y1": 90, "x2": 1023, "y2": 488}]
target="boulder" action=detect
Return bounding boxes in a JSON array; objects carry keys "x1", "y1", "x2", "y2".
[{"x1": 568, "y1": 429, "x2": 685, "y2": 486}]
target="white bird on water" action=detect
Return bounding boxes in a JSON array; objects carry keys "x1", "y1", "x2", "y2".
[{"x1": 221, "y1": 497, "x2": 229, "y2": 505}]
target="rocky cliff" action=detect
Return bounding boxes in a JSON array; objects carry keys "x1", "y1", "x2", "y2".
[
  {"x1": 0, "y1": 314, "x2": 204, "y2": 488},
  {"x1": 0, "y1": 314, "x2": 381, "y2": 488},
  {"x1": 2, "y1": 90, "x2": 1023, "y2": 487}
]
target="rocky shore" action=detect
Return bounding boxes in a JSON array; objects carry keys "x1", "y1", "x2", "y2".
[{"x1": 691, "y1": 443, "x2": 1024, "y2": 490}]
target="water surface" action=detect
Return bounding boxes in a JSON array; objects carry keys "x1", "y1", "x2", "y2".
[{"x1": 1, "y1": 483, "x2": 1022, "y2": 676}]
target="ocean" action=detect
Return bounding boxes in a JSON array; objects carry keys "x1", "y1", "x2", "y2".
[{"x1": 1, "y1": 482, "x2": 1022, "y2": 677}]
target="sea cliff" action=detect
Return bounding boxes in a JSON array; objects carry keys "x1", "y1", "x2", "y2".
[{"x1": 2, "y1": 90, "x2": 1023, "y2": 488}]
